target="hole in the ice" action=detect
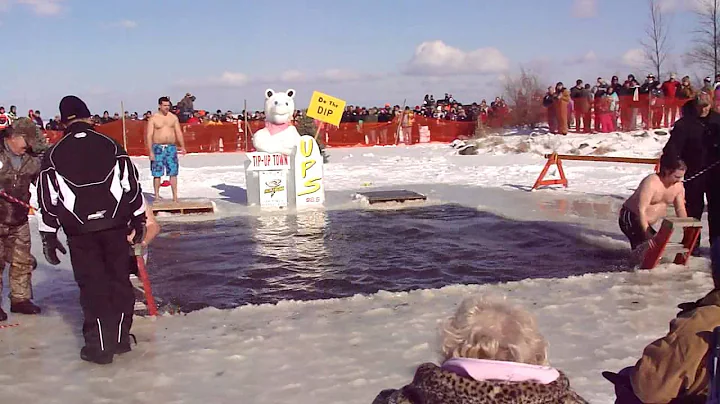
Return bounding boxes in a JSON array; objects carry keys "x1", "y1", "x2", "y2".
[{"x1": 146, "y1": 204, "x2": 631, "y2": 312}]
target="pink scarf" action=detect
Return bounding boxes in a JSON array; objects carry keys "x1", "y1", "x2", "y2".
[
  {"x1": 265, "y1": 121, "x2": 289, "y2": 135},
  {"x1": 441, "y1": 358, "x2": 559, "y2": 384}
]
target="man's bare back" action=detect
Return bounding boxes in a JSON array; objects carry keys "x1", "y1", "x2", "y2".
[
  {"x1": 149, "y1": 112, "x2": 179, "y2": 145},
  {"x1": 620, "y1": 155, "x2": 688, "y2": 252},
  {"x1": 624, "y1": 173, "x2": 686, "y2": 228}
]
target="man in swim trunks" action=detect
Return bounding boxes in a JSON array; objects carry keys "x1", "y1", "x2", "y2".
[
  {"x1": 619, "y1": 153, "x2": 688, "y2": 251},
  {"x1": 146, "y1": 96, "x2": 186, "y2": 202}
]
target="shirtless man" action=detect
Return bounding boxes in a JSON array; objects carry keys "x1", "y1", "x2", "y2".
[
  {"x1": 619, "y1": 153, "x2": 688, "y2": 251},
  {"x1": 146, "y1": 96, "x2": 186, "y2": 202}
]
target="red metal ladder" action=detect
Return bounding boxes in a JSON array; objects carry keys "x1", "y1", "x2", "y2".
[{"x1": 640, "y1": 217, "x2": 703, "y2": 270}]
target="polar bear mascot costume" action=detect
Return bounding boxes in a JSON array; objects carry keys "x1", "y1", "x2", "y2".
[{"x1": 252, "y1": 89, "x2": 301, "y2": 155}]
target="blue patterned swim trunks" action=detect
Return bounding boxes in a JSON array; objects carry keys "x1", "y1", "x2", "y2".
[{"x1": 150, "y1": 144, "x2": 179, "y2": 177}]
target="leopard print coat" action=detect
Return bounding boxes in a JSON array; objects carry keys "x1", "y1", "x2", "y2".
[{"x1": 372, "y1": 363, "x2": 589, "y2": 404}]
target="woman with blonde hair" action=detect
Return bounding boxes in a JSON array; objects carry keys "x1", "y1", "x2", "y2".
[{"x1": 373, "y1": 295, "x2": 587, "y2": 403}]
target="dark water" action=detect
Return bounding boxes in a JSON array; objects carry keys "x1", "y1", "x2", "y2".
[{"x1": 148, "y1": 204, "x2": 630, "y2": 312}]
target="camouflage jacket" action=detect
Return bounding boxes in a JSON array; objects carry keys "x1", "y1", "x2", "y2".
[{"x1": 0, "y1": 140, "x2": 41, "y2": 226}]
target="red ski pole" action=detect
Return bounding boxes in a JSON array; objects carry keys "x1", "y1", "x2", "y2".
[
  {"x1": 133, "y1": 245, "x2": 158, "y2": 316},
  {"x1": 0, "y1": 190, "x2": 33, "y2": 210},
  {"x1": 3, "y1": 191, "x2": 159, "y2": 315}
]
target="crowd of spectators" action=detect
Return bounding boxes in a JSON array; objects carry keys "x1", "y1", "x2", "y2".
[
  {"x1": 542, "y1": 72, "x2": 718, "y2": 135},
  {"x1": 338, "y1": 93, "x2": 512, "y2": 130},
  {"x1": 0, "y1": 89, "x2": 516, "y2": 136},
  {"x1": 0, "y1": 106, "x2": 52, "y2": 131},
  {"x1": 10, "y1": 73, "x2": 711, "y2": 137}
]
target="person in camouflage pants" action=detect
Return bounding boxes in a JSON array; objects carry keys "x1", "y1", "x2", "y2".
[{"x1": 0, "y1": 117, "x2": 46, "y2": 321}]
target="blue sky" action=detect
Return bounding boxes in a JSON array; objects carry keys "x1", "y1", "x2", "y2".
[{"x1": 0, "y1": 0, "x2": 704, "y2": 118}]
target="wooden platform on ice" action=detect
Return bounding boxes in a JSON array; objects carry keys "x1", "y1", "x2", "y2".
[
  {"x1": 665, "y1": 217, "x2": 703, "y2": 227},
  {"x1": 150, "y1": 199, "x2": 215, "y2": 214},
  {"x1": 356, "y1": 190, "x2": 427, "y2": 205}
]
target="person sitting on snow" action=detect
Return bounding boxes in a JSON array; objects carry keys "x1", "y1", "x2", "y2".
[
  {"x1": 371, "y1": 295, "x2": 587, "y2": 404},
  {"x1": 618, "y1": 152, "x2": 688, "y2": 253},
  {"x1": 603, "y1": 288, "x2": 720, "y2": 403}
]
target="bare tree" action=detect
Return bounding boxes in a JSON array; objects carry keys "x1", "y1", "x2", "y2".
[
  {"x1": 687, "y1": 0, "x2": 720, "y2": 76},
  {"x1": 641, "y1": 0, "x2": 671, "y2": 78},
  {"x1": 502, "y1": 66, "x2": 544, "y2": 128}
]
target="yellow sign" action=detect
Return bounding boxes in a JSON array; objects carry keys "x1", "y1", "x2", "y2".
[
  {"x1": 306, "y1": 91, "x2": 346, "y2": 127},
  {"x1": 263, "y1": 179, "x2": 285, "y2": 197}
]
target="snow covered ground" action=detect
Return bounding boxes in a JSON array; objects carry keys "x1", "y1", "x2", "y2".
[
  {"x1": 2, "y1": 129, "x2": 714, "y2": 404},
  {"x1": 472, "y1": 127, "x2": 669, "y2": 159}
]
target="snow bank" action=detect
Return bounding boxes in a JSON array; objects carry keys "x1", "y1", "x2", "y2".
[{"x1": 470, "y1": 128, "x2": 668, "y2": 158}]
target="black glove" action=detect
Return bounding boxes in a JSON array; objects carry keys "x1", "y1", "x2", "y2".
[
  {"x1": 129, "y1": 213, "x2": 147, "y2": 245},
  {"x1": 41, "y1": 231, "x2": 66, "y2": 265}
]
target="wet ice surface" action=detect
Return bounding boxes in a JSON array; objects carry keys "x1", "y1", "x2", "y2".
[
  {"x1": 2, "y1": 140, "x2": 712, "y2": 403},
  {"x1": 1, "y1": 262, "x2": 713, "y2": 404},
  {"x1": 2, "y1": 183, "x2": 710, "y2": 404}
]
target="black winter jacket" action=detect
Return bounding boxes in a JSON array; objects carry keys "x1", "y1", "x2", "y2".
[{"x1": 36, "y1": 122, "x2": 145, "y2": 236}]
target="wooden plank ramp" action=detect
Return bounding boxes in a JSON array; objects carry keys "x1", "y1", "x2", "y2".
[
  {"x1": 150, "y1": 199, "x2": 215, "y2": 214},
  {"x1": 665, "y1": 217, "x2": 703, "y2": 227},
  {"x1": 356, "y1": 190, "x2": 427, "y2": 205}
]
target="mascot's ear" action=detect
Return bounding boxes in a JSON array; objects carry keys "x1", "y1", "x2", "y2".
[
  {"x1": 286, "y1": 89, "x2": 296, "y2": 98},
  {"x1": 265, "y1": 89, "x2": 275, "y2": 99}
]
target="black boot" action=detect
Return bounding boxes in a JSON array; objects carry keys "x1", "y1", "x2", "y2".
[
  {"x1": 116, "y1": 334, "x2": 137, "y2": 355},
  {"x1": 80, "y1": 346, "x2": 113, "y2": 365},
  {"x1": 0, "y1": 307, "x2": 7, "y2": 321},
  {"x1": 116, "y1": 312, "x2": 135, "y2": 354},
  {"x1": 10, "y1": 300, "x2": 41, "y2": 315},
  {"x1": 81, "y1": 316, "x2": 118, "y2": 364}
]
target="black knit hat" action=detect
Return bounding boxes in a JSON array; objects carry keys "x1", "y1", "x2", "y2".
[{"x1": 59, "y1": 95, "x2": 91, "y2": 123}]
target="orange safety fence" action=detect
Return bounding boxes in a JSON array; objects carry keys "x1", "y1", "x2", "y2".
[
  {"x1": 42, "y1": 116, "x2": 478, "y2": 156},
  {"x1": 39, "y1": 94, "x2": 696, "y2": 156}
]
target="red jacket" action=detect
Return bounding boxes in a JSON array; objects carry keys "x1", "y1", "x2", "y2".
[{"x1": 662, "y1": 80, "x2": 680, "y2": 98}]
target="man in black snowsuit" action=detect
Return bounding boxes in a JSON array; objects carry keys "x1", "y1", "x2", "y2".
[
  {"x1": 36, "y1": 95, "x2": 147, "y2": 365},
  {"x1": 662, "y1": 96, "x2": 720, "y2": 254},
  {"x1": 704, "y1": 111, "x2": 720, "y2": 287}
]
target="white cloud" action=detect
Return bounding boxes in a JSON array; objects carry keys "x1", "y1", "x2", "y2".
[
  {"x1": 404, "y1": 40, "x2": 510, "y2": 76},
  {"x1": 206, "y1": 71, "x2": 250, "y2": 87},
  {"x1": 101, "y1": 19, "x2": 138, "y2": 29},
  {"x1": 190, "y1": 68, "x2": 382, "y2": 89},
  {"x1": 657, "y1": 0, "x2": 680, "y2": 12},
  {"x1": 566, "y1": 51, "x2": 598, "y2": 65},
  {"x1": 84, "y1": 86, "x2": 111, "y2": 96},
  {"x1": 572, "y1": 0, "x2": 597, "y2": 18},
  {"x1": 622, "y1": 49, "x2": 646, "y2": 68},
  {"x1": 583, "y1": 51, "x2": 598, "y2": 62},
  {"x1": 320, "y1": 69, "x2": 383, "y2": 83},
  {"x1": 279, "y1": 70, "x2": 305, "y2": 83},
  {"x1": 16, "y1": 0, "x2": 63, "y2": 15},
  {"x1": 115, "y1": 19, "x2": 137, "y2": 28}
]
